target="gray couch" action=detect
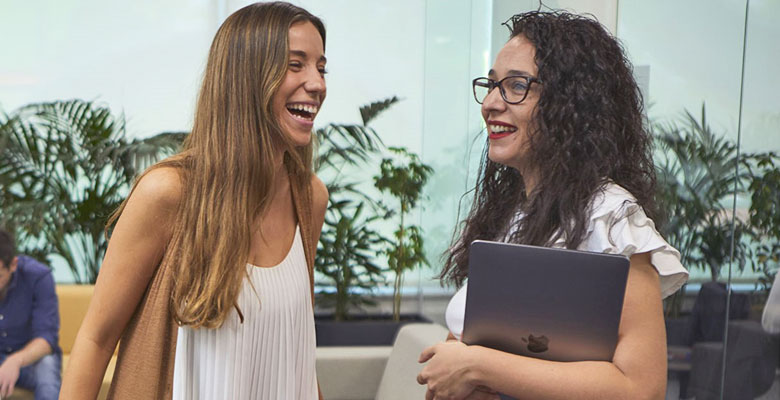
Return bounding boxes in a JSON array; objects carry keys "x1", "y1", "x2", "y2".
[{"x1": 317, "y1": 323, "x2": 449, "y2": 400}]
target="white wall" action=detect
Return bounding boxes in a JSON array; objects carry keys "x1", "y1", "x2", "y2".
[
  {"x1": 0, "y1": 0, "x2": 214, "y2": 137},
  {"x1": 0, "y1": 0, "x2": 478, "y2": 287},
  {"x1": 4, "y1": 0, "x2": 775, "y2": 289}
]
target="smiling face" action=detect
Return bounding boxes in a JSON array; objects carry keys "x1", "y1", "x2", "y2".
[
  {"x1": 482, "y1": 35, "x2": 540, "y2": 175},
  {"x1": 272, "y1": 20, "x2": 327, "y2": 147}
]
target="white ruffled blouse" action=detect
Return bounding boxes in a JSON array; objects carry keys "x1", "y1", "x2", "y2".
[{"x1": 445, "y1": 182, "x2": 688, "y2": 340}]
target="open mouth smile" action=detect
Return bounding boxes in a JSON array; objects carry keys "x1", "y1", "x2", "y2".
[
  {"x1": 487, "y1": 120, "x2": 517, "y2": 139},
  {"x1": 286, "y1": 102, "x2": 319, "y2": 123}
]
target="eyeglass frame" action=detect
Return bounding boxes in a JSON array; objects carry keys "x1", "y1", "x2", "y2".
[{"x1": 472, "y1": 75, "x2": 543, "y2": 105}]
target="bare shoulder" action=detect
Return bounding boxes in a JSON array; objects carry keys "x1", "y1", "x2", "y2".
[
  {"x1": 129, "y1": 166, "x2": 184, "y2": 212},
  {"x1": 75, "y1": 167, "x2": 185, "y2": 361},
  {"x1": 107, "y1": 166, "x2": 184, "y2": 257},
  {"x1": 310, "y1": 174, "x2": 329, "y2": 217}
]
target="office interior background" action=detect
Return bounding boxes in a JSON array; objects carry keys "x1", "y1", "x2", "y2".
[{"x1": 2, "y1": 0, "x2": 779, "y2": 399}]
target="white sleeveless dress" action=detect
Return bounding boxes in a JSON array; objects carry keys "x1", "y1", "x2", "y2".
[{"x1": 172, "y1": 226, "x2": 318, "y2": 400}]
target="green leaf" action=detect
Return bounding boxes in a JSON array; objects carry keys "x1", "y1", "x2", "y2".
[
  {"x1": 0, "y1": 99, "x2": 186, "y2": 283},
  {"x1": 359, "y1": 96, "x2": 400, "y2": 126}
]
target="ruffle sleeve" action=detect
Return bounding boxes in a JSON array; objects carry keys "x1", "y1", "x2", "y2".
[{"x1": 579, "y1": 184, "x2": 689, "y2": 299}]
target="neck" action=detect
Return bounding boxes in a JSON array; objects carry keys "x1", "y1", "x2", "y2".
[
  {"x1": 523, "y1": 173, "x2": 537, "y2": 197},
  {"x1": 272, "y1": 149, "x2": 289, "y2": 193},
  {"x1": 513, "y1": 163, "x2": 538, "y2": 198}
]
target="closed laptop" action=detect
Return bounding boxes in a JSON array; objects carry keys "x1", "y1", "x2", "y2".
[{"x1": 462, "y1": 240, "x2": 629, "y2": 363}]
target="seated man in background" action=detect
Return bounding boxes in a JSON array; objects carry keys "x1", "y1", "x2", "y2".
[{"x1": 0, "y1": 229, "x2": 60, "y2": 399}]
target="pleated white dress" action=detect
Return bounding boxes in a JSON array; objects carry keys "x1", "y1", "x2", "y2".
[{"x1": 172, "y1": 226, "x2": 318, "y2": 400}]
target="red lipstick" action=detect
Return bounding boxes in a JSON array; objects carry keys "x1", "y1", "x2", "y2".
[{"x1": 487, "y1": 120, "x2": 517, "y2": 140}]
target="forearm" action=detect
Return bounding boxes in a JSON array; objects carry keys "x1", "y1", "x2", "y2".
[
  {"x1": 60, "y1": 337, "x2": 116, "y2": 399},
  {"x1": 6, "y1": 337, "x2": 52, "y2": 368},
  {"x1": 466, "y1": 346, "x2": 663, "y2": 400}
]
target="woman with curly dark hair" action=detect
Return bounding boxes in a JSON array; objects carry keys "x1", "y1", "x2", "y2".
[{"x1": 417, "y1": 11, "x2": 687, "y2": 400}]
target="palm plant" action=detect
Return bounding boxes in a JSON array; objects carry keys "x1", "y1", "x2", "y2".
[
  {"x1": 746, "y1": 151, "x2": 780, "y2": 290},
  {"x1": 313, "y1": 97, "x2": 398, "y2": 320},
  {"x1": 654, "y1": 105, "x2": 780, "y2": 320},
  {"x1": 0, "y1": 99, "x2": 186, "y2": 282},
  {"x1": 315, "y1": 201, "x2": 387, "y2": 320},
  {"x1": 654, "y1": 105, "x2": 749, "y2": 282}
]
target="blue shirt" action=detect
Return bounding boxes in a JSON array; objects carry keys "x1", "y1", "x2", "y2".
[{"x1": 0, "y1": 255, "x2": 60, "y2": 359}]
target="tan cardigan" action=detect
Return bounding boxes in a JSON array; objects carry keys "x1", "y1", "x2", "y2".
[{"x1": 107, "y1": 176, "x2": 316, "y2": 399}]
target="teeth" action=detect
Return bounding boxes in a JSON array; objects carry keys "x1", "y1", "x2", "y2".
[
  {"x1": 489, "y1": 124, "x2": 516, "y2": 133},
  {"x1": 287, "y1": 103, "x2": 319, "y2": 114}
]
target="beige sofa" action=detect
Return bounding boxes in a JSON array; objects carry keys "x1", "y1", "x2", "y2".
[
  {"x1": 318, "y1": 323, "x2": 449, "y2": 400},
  {"x1": 8, "y1": 285, "x2": 446, "y2": 400},
  {"x1": 9, "y1": 285, "x2": 115, "y2": 400}
]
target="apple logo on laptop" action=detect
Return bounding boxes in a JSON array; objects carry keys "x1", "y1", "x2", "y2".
[{"x1": 522, "y1": 334, "x2": 549, "y2": 353}]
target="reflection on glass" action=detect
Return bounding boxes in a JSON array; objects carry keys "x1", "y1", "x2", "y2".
[
  {"x1": 616, "y1": 0, "x2": 780, "y2": 398},
  {"x1": 735, "y1": 0, "x2": 780, "y2": 399}
]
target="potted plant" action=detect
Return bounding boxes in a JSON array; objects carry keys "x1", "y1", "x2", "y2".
[
  {"x1": 654, "y1": 106, "x2": 747, "y2": 320},
  {"x1": 314, "y1": 97, "x2": 425, "y2": 346},
  {"x1": 654, "y1": 106, "x2": 750, "y2": 285},
  {"x1": 0, "y1": 99, "x2": 185, "y2": 282},
  {"x1": 745, "y1": 152, "x2": 780, "y2": 301},
  {"x1": 315, "y1": 144, "x2": 435, "y2": 346},
  {"x1": 374, "y1": 147, "x2": 434, "y2": 321},
  {"x1": 313, "y1": 98, "x2": 397, "y2": 322},
  {"x1": 653, "y1": 105, "x2": 780, "y2": 345}
]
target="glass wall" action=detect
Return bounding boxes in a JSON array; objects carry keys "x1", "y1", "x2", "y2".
[
  {"x1": 731, "y1": 0, "x2": 780, "y2": 399},
  {"x1": 1, "y1": 0, "x2": 218, "y2": 281},
  {"x1": 1, "y1": 0, "x2": 437, "y2": 285},
  {"x1": 2, "y1": 0, "x2": 779, "y2": 397},
  {"x1": 619, "y1": 0, "x2": 780, "y2": 398}
]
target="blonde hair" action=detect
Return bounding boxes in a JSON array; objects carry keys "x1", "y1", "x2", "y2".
[{"x1": 108, "y1": 2, "x2": 325, "y2": 328}]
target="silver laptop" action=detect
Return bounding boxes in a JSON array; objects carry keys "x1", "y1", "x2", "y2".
[{"x1": 462, "y1": 240, "x2": 629, "y2": 364}]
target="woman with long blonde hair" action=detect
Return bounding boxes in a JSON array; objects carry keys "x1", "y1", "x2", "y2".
[{"x1": 60, "y1": 2, "x2": 329, "y2": 399}]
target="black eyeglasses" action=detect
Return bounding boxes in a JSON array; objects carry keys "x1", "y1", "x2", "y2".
[{"x1": 472, "y1": 75, "x2": 542, "y2": 105}]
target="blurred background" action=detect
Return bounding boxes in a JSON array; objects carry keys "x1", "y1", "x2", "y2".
[{"x1": 2, "y1": 1, "x2": 779, "y2": 398}]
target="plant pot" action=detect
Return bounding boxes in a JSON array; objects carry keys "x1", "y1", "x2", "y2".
[{"x1": 315, "y1": 313, "x2": 431, "y2": 346}]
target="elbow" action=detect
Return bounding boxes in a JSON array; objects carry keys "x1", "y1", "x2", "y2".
[
  {"x1": 649, "y1": 381, "x2": 667, "y2": 400},
  {"x1": 636, "y1": 387, "x2": 665, "y2": 400},
  {"x1": 610, "y1": 362, "x2": 666, "y2": 400},
  {"x1": 81, "y1": 332, "x2": 120, "y2": 357},
  {"x1": 32, "y1": 335, "x2": 55, "y2": 353},
  {"x1": 623, "y1": 377, "x2": 665, "y2": 400},
  {"x1": 73, "y1": 322, "x2": 122, "y2": 358}
]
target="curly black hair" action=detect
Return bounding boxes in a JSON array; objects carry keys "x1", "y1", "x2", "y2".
[{"x1": 441, "y1": 11, "x2": 658, "y2": 287}]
